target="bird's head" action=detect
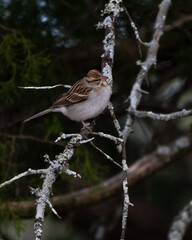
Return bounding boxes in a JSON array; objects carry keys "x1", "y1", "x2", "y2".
[{"x1": 86, "y1": 69, "x2": 108, "y2": 86}]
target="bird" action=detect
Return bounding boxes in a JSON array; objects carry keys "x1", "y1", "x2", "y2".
[{"x1": 24, "y1": 69, "x2": 112, "y2": 125}]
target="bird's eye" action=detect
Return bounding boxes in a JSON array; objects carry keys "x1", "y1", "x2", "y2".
[{"x1": 92, "y1": 79, "x2": 100, "y2": 82}]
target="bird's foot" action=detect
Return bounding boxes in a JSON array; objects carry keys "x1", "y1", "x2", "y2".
[
  {"x1": 81, "y1": 121, "x2": 92, "y2": 131},
  {"x1": 81, "y1": 120, "x2": 96, "y2": 131},
  {"x1": 80, "y1": 120, "x2": 96, "y2": 138}
]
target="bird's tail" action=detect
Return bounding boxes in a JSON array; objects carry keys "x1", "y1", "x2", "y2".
[{"x1": 23, "y1": 108, "x2": 52, "y2": 123}]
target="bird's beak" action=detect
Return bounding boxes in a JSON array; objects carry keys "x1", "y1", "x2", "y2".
[
  {"x1": 101, "y1": 76, "x2": 108, "y2": 81},
  {"x1": 101, "y1": 76, "x2": 108, "y2": 86}
]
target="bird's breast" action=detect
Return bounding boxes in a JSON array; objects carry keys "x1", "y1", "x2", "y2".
[{"x1": 65, "y1": 85, "x2": 111, "y2": 122}]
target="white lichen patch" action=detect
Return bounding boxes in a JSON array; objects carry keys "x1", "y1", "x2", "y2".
[
  {"x1": 103, "y1": 16, "x2": 113, "y2": 28},
  {"x1": 95, "y1": 22, "x2": 104, "y2": 30},
  {"x1": 102, "y1": 64, "x2": 112, "y2": 85},
  {"x1": 101, "y1": 0, "x2": 123, "y2": 18},
  {"x1": 103, "y1": 33, "x2": 115, "y2": 59},
  {"x1": 175, "y1": 137, "x2": 190, "y2": 149},
  {"x1": 156, "y1": 145, "x2": 171, "y2": 155}
]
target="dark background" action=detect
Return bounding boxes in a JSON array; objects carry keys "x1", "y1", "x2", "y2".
[{"x1": 0, "y1": 0, "x2": 192, "y2": 239}]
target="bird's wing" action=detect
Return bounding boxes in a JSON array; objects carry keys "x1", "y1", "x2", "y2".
[{"x1": 52, "y1": 79, "x2": 92, "y2": 107}]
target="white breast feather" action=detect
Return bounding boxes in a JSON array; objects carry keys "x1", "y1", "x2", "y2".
[{"x1": 63, "y1": 85, "x2": 111, "y2": 121}]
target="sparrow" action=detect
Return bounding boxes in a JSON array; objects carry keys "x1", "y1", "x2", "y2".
[{"x1": 24, "y1": 69, "x2": 112, "y2": 125}]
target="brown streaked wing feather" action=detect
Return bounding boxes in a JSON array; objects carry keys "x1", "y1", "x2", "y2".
[{"x1": 52, "y1": 79, "x2": 91, "y2": 107}]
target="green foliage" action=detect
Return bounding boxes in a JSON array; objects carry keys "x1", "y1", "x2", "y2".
[
  {"x1": 0, "y1": 201, "x2": 24, "y2": 238},
  {"x1": 60, "y1": 145, "x2": 105, "y2": 187},
  {"x1": 0, "y1": 30, "x2": 50, "y2": 103},
  {"x1": 43, "y1": 116, "x2": 63, "y2": 139},
  {"x1": 0, "y1": 137, "x2": 16, "y2": 182},
  {"x1": 74, "y1": 147, "x2": 106, "y2": 185}
]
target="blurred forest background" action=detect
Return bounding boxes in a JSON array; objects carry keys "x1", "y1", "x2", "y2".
[{"x1": 0, "y1": 0, "x2": 192, "y2": 239}]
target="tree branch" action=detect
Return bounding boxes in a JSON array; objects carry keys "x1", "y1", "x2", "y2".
[
  {"x1": 18, "y1": 84, "x2": 71, "y2": 90},
  {"x1": 0, "y1": 169, "x2": 46, "y2": 189},
  {"x1": 31, "y1": 134, "x2": 85, "y2": 240},
  {"x1": 123, "y1": 0, "x2": 172, "y2": 141},
  {"x1": 164, "y1": 15, "x2": 192, "y2": 32},
  {"x1": 168, "y1": 200, "x2": 192, "y2": 240},
  {"x1": 129, "y1": 109, "x2": 192, "y2": 121},
  {"x1": 2, "y1": 134, "x2": 191, "y2": 218},
  {"x1": 89, "y1": 140, "x2": 122, "y2": 169},
  {"x1": 97, "y1": 2, "x2": 131, "y2": 239},
  {"x1": 0, "y1": 133, "x2": 66, "y2": 147},
  {"x1": 98, "y1": 0, "x2": 122, "y2": 86}
]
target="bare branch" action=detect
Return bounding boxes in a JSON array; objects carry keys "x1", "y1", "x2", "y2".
[
  {"x1": 123, "y1": 0, "x2": 172, "y2": 141},
  {"x1": 89, "y1": 140, "x2": 122, "y2": 169},
  {"x1": 122, "y1": 4, "x2": 150, "y2": 47},
  {"x1": 32, "y1": 134, "x2": 86, "y2": 240},
  {"x1": 46, "y1": 200, "x2": 62, "y2": 219},
  {"x1": 91, "y1": 131, "x2": 123, "y2": 145},
  {"x1": 63, "y1": 168, "x2": 81, "y2": 178},
  {"x1": 122, "y1": 114, "x2": 134, "y2": 142},
  {"x1": 107, "y1": 102, "x2": 124, "y2": 153},
  {"x1": 164, "y1": 15, "x2": 192, "y2": 32},
  {"x1": 129, "y1": 0, "x2": 171, "y2": 111},
  {"x1": 168, "y1": 200, "x2": 192, "y2": 240},
  {"x1": 120, "y1": 154, "x2": 130, "y2": 240},
  {"x1": 120, "y1": 127, "x2": 135, "y2": 240},
  {"x1": 79, "y1": 137, "x2": 95, "y2": 144},
  {"x1": 108, "y1": 102, "x2": 123, "y2": 137},
  {"x1": 0, "y1": 168, "x2": 46, "y2": 189},
  {"x1": 0, "y1": 133, "x2": 66, "y2": 147},
  {"x1": 18, "y1": 84, "x2": 71, "y2": 90},
  {"x1": 97, "y1": 3, "x2": 132, "y2": 239},
  {"x1": 55, "y1": 133, "x2": 82, "y2": 142},
  {"x1": 129, "y1": 109, "x2": 192, "y2": 121}
]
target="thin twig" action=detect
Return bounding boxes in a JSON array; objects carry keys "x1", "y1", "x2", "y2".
[
  {"x1": 168, "y1": 200, "x2": 192, "y2": 240},
  {"x1": 120, "y1": 143, "x2": 130, "y2": 240},
  {"x1": 164, "y1": 14, "x2": 192, "y2": 32},
  {"x1": 108, "y1": 102, "x2": 123, "y2": 138},
  {"x1": 63, "y1": 167, "x2": 81, "y2": 178},
  {"x1": 55, "y1": 133, "x2": 82, "y2": 142},
  {"x1": 107, "y1": 102, "x2": 124, "y2": 152},
  {"x1": 91, "y1": 131, "x2": 123, "y2": 145},
  {"x1": 18, "y1": 84, "x2": 71, "y2": 90},
  {"x1": 46, "y1": 200, "x2": 62, "y2": 219},
  {"x1": 89, "y1": 141, "x2": 122, "y2": 169},
  {"x1": 0, "y1": 168, "x2": 46, "y2": 189},
  {"x1": 129, "y1": 109, "x2": 192, "y2": 121},
  {"x1": 0, "y1": 133, "x2": 66, "y2": 147},
  {"x1": 122, "y1": 3, "x2": 150, "y2": 59}
]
